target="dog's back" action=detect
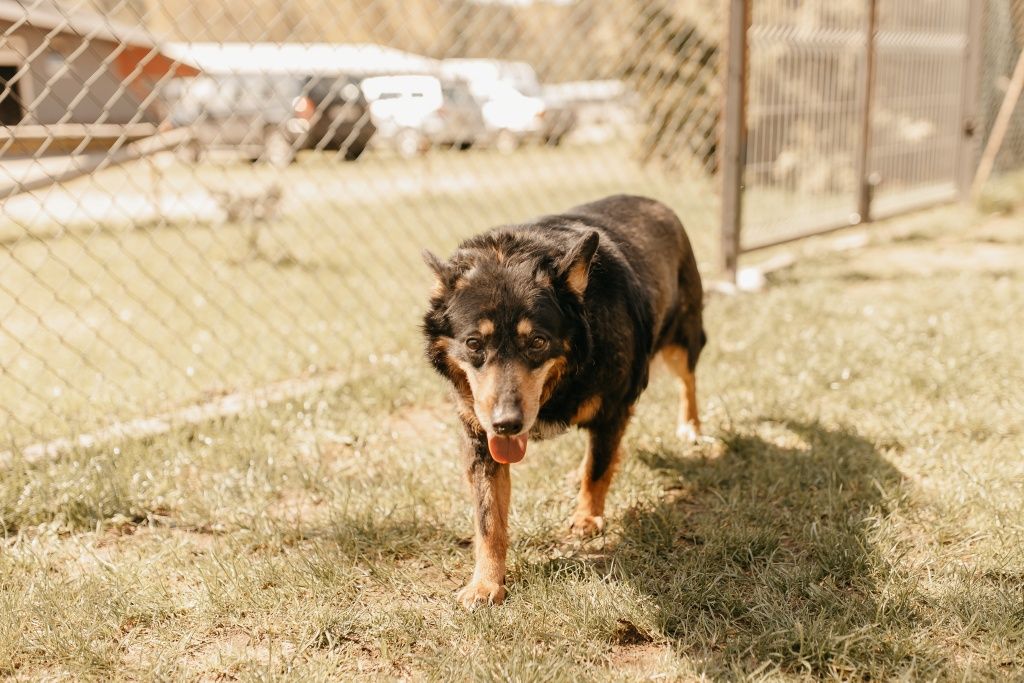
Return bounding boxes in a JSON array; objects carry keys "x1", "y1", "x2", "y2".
[{"x1": 540, "y1": 194, "x2": 705, "y2": 365}]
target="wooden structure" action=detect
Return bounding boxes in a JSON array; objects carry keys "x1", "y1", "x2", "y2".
[{"x1": 0, "y1": 1, "x2": 198, "y2": 156}]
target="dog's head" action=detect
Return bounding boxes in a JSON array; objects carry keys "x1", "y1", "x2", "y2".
[{"x1": 422, "y1": 230, "x2": 599, "y2": 464}]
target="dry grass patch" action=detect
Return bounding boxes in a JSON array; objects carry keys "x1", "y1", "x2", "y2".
[{"x1": 2, "y1": 187, "x2": 1024, "y2": 680}]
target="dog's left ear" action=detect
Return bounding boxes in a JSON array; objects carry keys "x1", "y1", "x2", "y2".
[
  {"x1": 557, "y1": 230, "x2": 600, "y2": 297},
  {"x1": 423, "y1": 249, "x2": 448, "y2": 277}
]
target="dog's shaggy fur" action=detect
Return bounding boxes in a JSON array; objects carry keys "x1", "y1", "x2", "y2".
[{"x1": 423, "y1": 195, "x2": 705, "y2": 608}]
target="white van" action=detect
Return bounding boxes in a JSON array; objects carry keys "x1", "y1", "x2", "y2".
[
  {"x1": 361, "y1": 75, "x2": 444, "y2": 130},
  {"x1": 439, "y1": 59, "x2": 575, "y2": 150},
  {"x1": 361, "y1": 75, "x2": 486, "y2": 157}
]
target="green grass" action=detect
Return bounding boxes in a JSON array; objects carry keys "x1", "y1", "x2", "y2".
[{"x1": 2, "y1": 183, "x2": 1023, "y2": 679}]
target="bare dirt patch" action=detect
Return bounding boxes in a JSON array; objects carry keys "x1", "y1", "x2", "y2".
[
  {"x1": 182, "y1": 630, "x2": 296, "y2": 682},
  {"x1": 843, "y1": 241, "x2": 1024, "y2": 278},
  {"x1": 385, "y1": 404, "x2": 453, "y2": 441},
  {"x1": 265, "y1": 490, "x2": 330, "y2": 527},
  {"x1": 608, "y1": 643, "x2": 679, "y2": 678},
  {"x1": 969, "y1": 215, "x2": 1024, "y2": 245}
]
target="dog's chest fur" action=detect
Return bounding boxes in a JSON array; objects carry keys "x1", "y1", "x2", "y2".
[{"x1": 530, "y1": 419, "x2": 570, "y2": 440}]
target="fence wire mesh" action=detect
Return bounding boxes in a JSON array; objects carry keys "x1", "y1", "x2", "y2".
[
  {"x1": 743, "y1": 1, "x2": 867, "y2": 246},
  {"x1": 869, "y1": 1, "x2": 970, "y2": 214},
  {"x1": 1, "y1": 0, "x2": 1022, "y2": 455}
]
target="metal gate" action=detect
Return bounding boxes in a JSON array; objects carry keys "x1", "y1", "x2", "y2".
[{"x1": 736, "y1": 0, "x2": 974, "y2": 251}]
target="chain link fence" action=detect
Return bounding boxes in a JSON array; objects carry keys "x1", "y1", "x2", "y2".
[
  {"x1": 1, "y1": 0, "x2": 725, "y2": 454},
  {"x1": 1, "y1": 0, "x2": 1022, "y2": 456}
]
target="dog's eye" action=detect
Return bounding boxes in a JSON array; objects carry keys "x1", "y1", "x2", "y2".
[
  {"x1": 466, "y1": 337, "x2": 483, "y2": 352},
  {"x1": 529, "y1": 336, "x2": 548, "y2": 351}
]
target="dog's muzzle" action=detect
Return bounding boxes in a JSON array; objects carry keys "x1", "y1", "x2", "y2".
[{"x1": 487, "y1": 396, "x2": 528, "y2": 463}]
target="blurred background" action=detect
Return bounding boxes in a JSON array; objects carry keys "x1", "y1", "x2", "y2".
[{"x1": 1, "y1": 0, "x2": 1023, "y2": 454}]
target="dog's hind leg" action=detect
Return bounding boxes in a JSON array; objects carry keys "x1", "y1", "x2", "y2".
[
  {"x1": 660, "y1": 344, "x2": 702, "y2": 442},
  {"x1": 571, "y1": 416, "x2": 629, "y2": 537},
  {"x1": 458, "y1": 435, "x2": 511, "y2": 609}
]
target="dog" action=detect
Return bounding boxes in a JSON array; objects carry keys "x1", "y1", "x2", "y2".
[{"x1": 422, "y1": 195, "x2": 705, "y2": 608}]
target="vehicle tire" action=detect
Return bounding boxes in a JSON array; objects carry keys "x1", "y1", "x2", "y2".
[
  {"x1": 495, "y1": 129, "x2": 519, "y2": 154},
  {"x1": 261, "y1": 129, "x2": 296, "y2": 167},
  {"x1": 343, "y1": 142, "x2": 367, "y2": 161},
  {"x1": 395, "y1": 128, "x2": 426, "y2": 159}
]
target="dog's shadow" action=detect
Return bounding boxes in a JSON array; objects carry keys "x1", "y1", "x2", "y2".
[{"x1": 546, "y1": 420, "x2": 940, "y2": 676}]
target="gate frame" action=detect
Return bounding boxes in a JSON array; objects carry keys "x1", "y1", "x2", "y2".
[
  {"x1": 718, "y1": 0, "x2": 750, "y2": 282},
  {"x1": 958, "y1": 1, "x2": 986, "y2": 197}
]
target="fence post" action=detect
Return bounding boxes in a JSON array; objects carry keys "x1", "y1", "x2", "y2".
[
  {"x1": 719, "y1": 0, "x2": 751, "y2": 283},
  {"x1": 957, "y1": 1, "x2": 985, "y2": 198},
  {"x1": 855, "y1": 0, "x2": 879, "y2": 224}
]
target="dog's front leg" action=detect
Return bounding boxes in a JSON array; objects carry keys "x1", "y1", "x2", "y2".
[
  {"x1": 458, "y1": 432, "x2": 510, "y2": 609},
  {"x1": 571, "y1": 416, "x2": 629, "y2": 537}
]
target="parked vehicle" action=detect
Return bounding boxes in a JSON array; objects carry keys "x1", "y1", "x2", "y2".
[
  {"x1": 439, "y1": 80, "x2": 488, "y2": 149},
  {"x1": 540, "y1": 80, "x2": 637, "y2": 144},
  {"x1": 475, "y1": 81, "x2": 546, "y2": 152},
  {"x1": 165, "y1": 72, "x2": 375, "y2": 165},
  {"x1": 440, "y1": 59, "x2": 541, "y2": 100},
  {"x1": 361, "y1": 75, "x2": 486, "y2": 157},
  {"x1": 439, "y1": 58, "x2": 577, "y2": 149}
]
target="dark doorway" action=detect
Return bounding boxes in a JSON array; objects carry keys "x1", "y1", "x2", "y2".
[{"x1": 1, "y1": 65, "x2": 24, "y2": 125}]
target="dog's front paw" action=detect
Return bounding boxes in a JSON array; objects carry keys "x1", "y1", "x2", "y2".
[
  {"x1": 676, "y1": 421, "x2": 702, "y2": 443},
  {"x1": 570, "y1": 513, "x2": 605, "y2": 537},
  {"x1": 457, "y1": 579, "x2": 506, "y2": 609}
]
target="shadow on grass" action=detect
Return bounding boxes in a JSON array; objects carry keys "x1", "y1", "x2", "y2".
[{"x1": 593, "y1": 421, "x2": 943, "y2": 678}]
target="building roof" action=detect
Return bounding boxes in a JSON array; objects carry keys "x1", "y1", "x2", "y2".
[
  {"x1": 164, "y1": 42, "x2": 440, "y2": 77},
  {"x1": 0, "y1": 0, "x2": 156, "y2": 47}
]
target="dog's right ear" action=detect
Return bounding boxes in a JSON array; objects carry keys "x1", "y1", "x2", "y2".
[
  {"x1": 423, "y1": 249, "x2": 451, "y2": 297},
  {"x1": 557, "y1": 230, "x2": 600, "y2": 297}
]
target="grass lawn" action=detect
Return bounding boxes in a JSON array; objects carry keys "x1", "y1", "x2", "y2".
[{"x1": 1, "y1": 171, "x2": 1022, "y2": 679}]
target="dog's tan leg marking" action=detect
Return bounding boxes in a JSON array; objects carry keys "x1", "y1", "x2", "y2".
[
  {"x1": 562, "y1": 396, "x2": 602, "y2": 491},
  {"x1": 571, "y1": 420, "x2": 627, "y2": 537},
  {"x1": 661, "y1": 345, "x2": 701, "y2": 442},
  {"x1": 458, "y1": 460, "x2": 510, "y2": 609}
]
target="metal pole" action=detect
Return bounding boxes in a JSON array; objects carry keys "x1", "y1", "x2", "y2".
[
  {"x1": 856, "y1": 0, "x2": 879, "y2": 224},
  {"x1": 719, "y1": 0, "x2": 751, "y2": 282},
  {"x1": 957, "y1": 1, "x2": 985, "y2": 198}
]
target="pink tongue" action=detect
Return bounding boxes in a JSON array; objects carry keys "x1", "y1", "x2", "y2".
[{"x1": 487, "y1": 433, "x2": 529, "y2": 464}]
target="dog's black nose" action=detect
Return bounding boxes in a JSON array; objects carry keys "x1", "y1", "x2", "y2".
[{"x1": 491, "y1": 409, "x2": 523, "y2": 436}]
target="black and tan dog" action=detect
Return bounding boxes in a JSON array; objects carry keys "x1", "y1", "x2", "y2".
[{"x1": 422, "y1": 195, "x2": 705, "y2": 608}]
